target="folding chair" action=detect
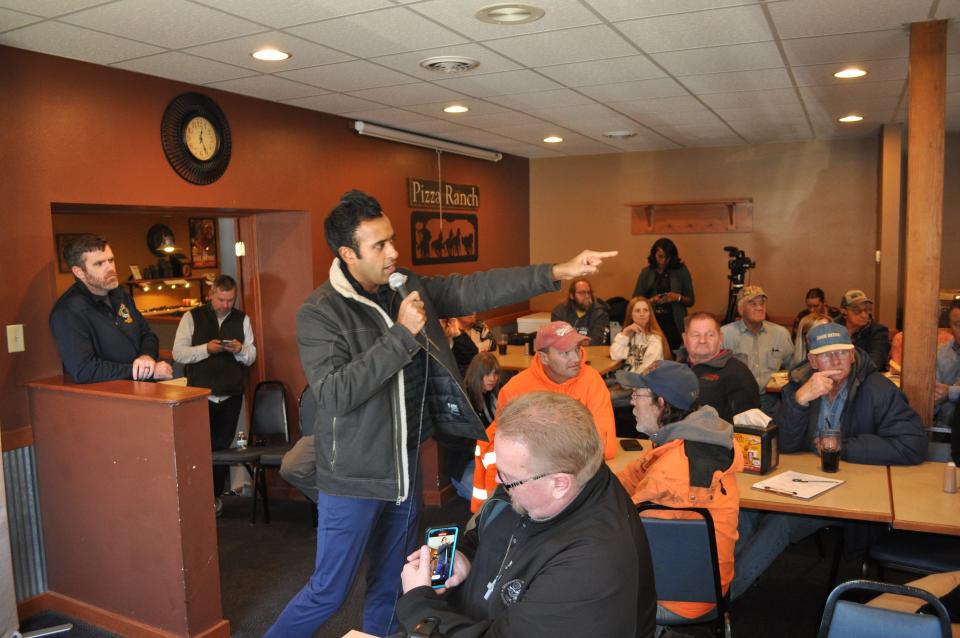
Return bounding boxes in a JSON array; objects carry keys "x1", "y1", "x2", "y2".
[
  {"x1": 638, "y1": 502, "x2": 731, "y2": 638},
  {"x1": 817, "y1": 579, "x2": 951, "y2": 638},
  {"x1": 212, "y1": 381, "x2": 289, "y2": 523}
]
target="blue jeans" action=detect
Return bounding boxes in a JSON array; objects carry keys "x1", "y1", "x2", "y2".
[
  {"x1": 730, "y1": 510, "x2": 832, "y2": 600},
  {"x1": 265, "y1": 463, "x2": 421, "y2": 638}
]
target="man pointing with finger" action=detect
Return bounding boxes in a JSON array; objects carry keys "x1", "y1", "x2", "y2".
[{"x1": 266, "y1": 190, "x2": 618, "y2": 638}]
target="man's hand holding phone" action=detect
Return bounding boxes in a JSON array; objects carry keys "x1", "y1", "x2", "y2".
[{"x1": 401, "y1": 546, "x2": 471, "y2": 595}]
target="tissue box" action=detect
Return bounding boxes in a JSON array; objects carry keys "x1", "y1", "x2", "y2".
[{"x1": 734, "y1": 422, "x2": 779, "y2": 475}]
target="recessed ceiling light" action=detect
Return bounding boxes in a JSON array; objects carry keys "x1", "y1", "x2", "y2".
[
  {"x1": 834, "y1": 67, "x2": 867, "y2": 79},
  {"x1": 603, "y1": 130, "x2": 637, "y2": 139},
  {"x1": 838, "y1": 114, "x2": 864, "y2": 123},
  {"x1": 252, "y1": 48, "x2": 290, "y2": 61},
  {"x1": 543, "y1": 135, "x2": 563, "y2": 144},
  {"x1": 443, "y1": 105, "x2": 470, "y2": 114},
  {"x1": 475, "y1": 3, "x2": 545, "y2": 24}
]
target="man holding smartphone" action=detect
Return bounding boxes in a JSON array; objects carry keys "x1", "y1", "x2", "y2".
[
  {"x1": 173, "y1": 274, "x2": 256, "y2": 516},
  {"x1": 399, "y1": 392, "x2": 656, "y2": 637}
]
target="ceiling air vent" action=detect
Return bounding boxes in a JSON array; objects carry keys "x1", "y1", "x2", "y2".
[{"x1": 419, "y1": 56, "x2": 481, "y2": 74}]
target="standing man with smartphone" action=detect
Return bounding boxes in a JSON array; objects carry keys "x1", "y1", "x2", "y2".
[
  {"x1": 266, "y1": 190, "x2": 616, "y2": 638},
  {"x1": 173, "y1": 274, "x2": 256, "y2": 516}
]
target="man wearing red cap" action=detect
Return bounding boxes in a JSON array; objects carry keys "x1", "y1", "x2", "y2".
[{"x1": 471, "y1": 321, "x2": 617, "y2": 511}]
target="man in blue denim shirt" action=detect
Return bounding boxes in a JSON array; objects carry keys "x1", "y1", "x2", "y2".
[{"x1": 721, "y1": 285, "x2": 792, "y2": 413}]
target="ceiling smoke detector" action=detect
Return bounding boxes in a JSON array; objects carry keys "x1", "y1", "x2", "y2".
[
  {"x1": 476, "y1": 3, "x2": 545, "y2": 24},
  {"x1": 603, "y1": 130, "x2": 637, "y2": 140},
  {"x1": 419, "y1": 56, "x2": 481, "y2": 74}
]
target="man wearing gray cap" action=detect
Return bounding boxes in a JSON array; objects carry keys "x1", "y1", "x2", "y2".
[
  {"x1": 721, "y1": 285, "x2": 793, "y2": 413},
  {"x1": 838, "y1": 289, "x2": 890, "y2": 372},
  {"x1": 615, "y1": 360, "x2": 743, "y2": 625},
  {"x1": 778, "y1": 322, "x2": 925, "y2": 465}
]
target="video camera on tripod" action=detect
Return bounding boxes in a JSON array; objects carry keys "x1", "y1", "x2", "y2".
[{"x1": 723, "y1": 246, "x2": 757, "y2": 324}]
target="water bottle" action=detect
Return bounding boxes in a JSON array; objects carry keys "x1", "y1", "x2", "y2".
[{"x1": 236, "y1": 431, "x2": 247, "y2": 450}]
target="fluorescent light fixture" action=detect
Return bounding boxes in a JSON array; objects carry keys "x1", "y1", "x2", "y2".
[
  {"x1": 353, "y1": 121, "x2": 502, "y2": 162},
  {"x1": 252, "y1": 48, "x2": 290, "y2": 61},
  {"x1": 838, "y1": 114, "x2": 864, "y2": 123},
  {"x1": 543, "y1": 135, "x2": 563, "y2": 143},
  {"x1": 443, "y1": 105, "x2": 470, "y2": 114},
  {"x1": 834, "y1": 67, "x2": 867, "y2": 79}
]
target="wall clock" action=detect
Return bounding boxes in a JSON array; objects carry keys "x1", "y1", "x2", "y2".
[{"x1": 160, "y1": 92, "x2": 232, "y2": 185}]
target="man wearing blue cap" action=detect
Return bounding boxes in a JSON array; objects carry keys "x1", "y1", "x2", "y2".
[
  {"x1": 777, "y1": 322, "x2": 925, "y2": 465},
  {"x1": 615, "y1": 361, "x2": 743, "y2": 624}
]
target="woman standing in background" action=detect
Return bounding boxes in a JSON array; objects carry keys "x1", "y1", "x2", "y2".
[
  {"x1": 447, "y1": 352, "x2": 501, "y2": 501},
  {"x1": 633, "y1": 237, "x2": 695, "y2": 353}
]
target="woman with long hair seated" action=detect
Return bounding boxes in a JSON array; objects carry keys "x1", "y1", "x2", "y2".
[
  {"x1": 610, "y1": 296, "x2": 671, "y2": 372},
  {"x1": 448, "y1": 352, "x2": 501, "y2": 500}
]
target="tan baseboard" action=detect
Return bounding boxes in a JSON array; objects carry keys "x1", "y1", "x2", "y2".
[{"x1": 18, "y1": 591, "x2": 230, "y2": 638}]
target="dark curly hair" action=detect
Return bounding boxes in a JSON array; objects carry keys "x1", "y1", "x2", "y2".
[{"x1": 646, "y1": 237, "x2": 683, "y2": 270}]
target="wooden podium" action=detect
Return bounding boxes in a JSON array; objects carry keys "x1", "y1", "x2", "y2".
[{"x1": 24, "y1": 377, "x2": 229, "y2": 638}]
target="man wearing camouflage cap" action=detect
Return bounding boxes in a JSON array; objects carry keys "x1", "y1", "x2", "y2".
[
  {"x1": 721, "y1": 285, "x2": 793, "y2": 413},
  {"x1": 838, "y1": 289, "x2": 890, "y2": 372}
]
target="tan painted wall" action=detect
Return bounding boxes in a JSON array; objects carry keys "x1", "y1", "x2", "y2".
[
  {"x1": 530, "y1": 137, "x2": 881, "y2": 321},
  {"x1": 942, "y1": 132, "x2": 960, "y2": 290}
]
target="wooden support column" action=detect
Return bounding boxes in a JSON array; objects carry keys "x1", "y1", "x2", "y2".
[
  {"x1": 875, "y1": 125, "x2": 903, "y2": 330},
  {"x1": 903, "y1": 20, "x2": 947, "y2": 424}
]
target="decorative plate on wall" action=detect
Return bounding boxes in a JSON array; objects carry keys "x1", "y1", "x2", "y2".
[{"x1": 160, "y1": 92, "x2": 232, "y2": 185}]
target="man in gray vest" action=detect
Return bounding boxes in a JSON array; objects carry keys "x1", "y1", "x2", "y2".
[{"x1": 173, "y1": 275, "x2": 257, "y2": 515}]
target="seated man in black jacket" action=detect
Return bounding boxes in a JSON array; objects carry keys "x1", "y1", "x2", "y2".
[
  {"x1": 678, "y1": 312, "x2": 760, "y2": 422},
  {"x1": 550, "y1": 278, "x2": 610, "y2": 345},
  {"x1": 839, "y1": 289, "x2": 890, "y2": 372},
  {"x1": 398, "y1": 391, "x2": 656, "y2": 638},
  {"x1": 49, "y1": 234, "x2": 172, "y2": 383}
]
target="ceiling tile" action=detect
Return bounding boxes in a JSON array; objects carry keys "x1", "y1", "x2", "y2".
[
  {"x1": 585, "y1": 0, "x2": 766, "y2": 22},
  {"x1": 566, "y1": 116, "x2": 649, "y2": 135},
  {"x1": 700, "y1": 87, "x2": 801, "y2": 109},
  {"x1": 287, "y1": 6, "x2": 466, "y2": 58},
  {"x1": 791, "y1": 58, "x2": 908, "y2": 87},
  {"x1": 433, "y1": 69, "x2": 562, "y2": 97},
  {"x1": 483, "y1": 122, "x2": 571, "y2": 143},
  {"x1": 0, "y1": 0, "x2": 112, "y2": 19},
  {"x1": 60, "y1": 0, "x2": 266, "y2": 49},
  {"x1": 482, "y1": 25, "x2": 638, "y2": 67},
  {"x1": 578, "y1": 77, "x2": 688, "y2": 102},
  {"x1": 339, "y1": 107, "x2": 436, "y2": 127},
  {"x1": 651, "y1": 41, "x2": 784, "y2": 76},
  {"x1": 486, "y1": 88, "x2": 595, "y2": 110},
  {"x1": 740, "y1": 129, "x2": 812, "y2": 144},
  {"x1": 406, "y1": 0, "x2": 600, "y2": 40},
  {"x1": 937, "y1": 0, "x2": 960, "y2": 19},
  {"x1": 278, "y1": 60, "x2": 418, "y2": 92},
  {"x1": 535, "y1": 55, "x2": 666, "y2": 87},
  {"x1": 782, "y1": 29, "x2": 909, "y2": 67},
  {"x1": 769, "y1": 0, "x2": 929, "y2": 39},
  {"x1": 282, "y1": 93, "x2": 386, "y2": 114},
  {"x1": 370, "y1": 43, "x2": 521, "y2": 81},
  {"x1": 113, "y1": 51, "x2": 257, "y2": 84},
  {"x1": 348, "y1": 81, "x2": 466, "y2": 106},
  {"x1": 0, "y1": 20, "x2": 162, "y2": 63},
  {"x1": 183, "y1": 32, "x2": 353, "y2": 72},
  {"x1": 205, "y1": 74, "x2": 325, "y2": 100},
  {"x1": 680, "y1": 67, "x2": 792, "y2": 94},
  {"x1": 529, "y1": 103, "x2": 625, "y2": 123},
  {"x1": 713, "y1": 101, "x2": 807, "y2": 123},
  {"x1": 643, "y1": 109, "x2": 726, "y2": 129},
  {"x1": 0, "y1": 7, "x2": 41, "y2": 31},
  {"x1": 617, "y1": 4, "x2": 773, "y2": 53},
  {"x1": 799, "y1": 79, "x2": 906, "y2": 104},
  {"x1": 616, "y1": 95, "x2": 710, "y2": 118},
  {"x1": 450, "y1": 111, "x2": 550, "y2": 130},
  {"x1": 192, "y1": 0, "x2": 393, "y2": 28},
  {"x1": 948, "y1": 54, "x2": 960, "y2": 76}
]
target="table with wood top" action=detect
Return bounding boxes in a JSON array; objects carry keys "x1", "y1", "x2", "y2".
[
  {"x1": 494, "y1": 344, "x2": 622, "y2": 376},
  {"x1": 889, "y1": 462, "x2": 960, "y2": 536},
  {"x1": 609, "y1": 439, "x2": 893, "y2": 523}
]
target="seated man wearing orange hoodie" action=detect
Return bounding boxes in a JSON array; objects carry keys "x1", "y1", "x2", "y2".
[
  {"x1": 615, "y1": 360, "x2": 743, "y2": 625},
  {"x1": 471, "y1": 321, "x2": 616, "y2": 511}
]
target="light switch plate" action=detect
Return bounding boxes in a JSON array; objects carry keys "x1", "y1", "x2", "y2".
[{"x1": 6, "y1": 324, "x2": 24, "y2": 353}]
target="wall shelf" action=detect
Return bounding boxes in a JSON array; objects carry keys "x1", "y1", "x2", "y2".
[{"x1": 625, "y1": 199, "x2": 753, "y2": 234}]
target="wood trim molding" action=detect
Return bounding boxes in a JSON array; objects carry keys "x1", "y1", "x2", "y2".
[
  {"x1": 1, "y1": 426, "x2": 34, "y2": 451},
  {"x1": 18, "y1": 592, "x2": 230, "y2": 638}
]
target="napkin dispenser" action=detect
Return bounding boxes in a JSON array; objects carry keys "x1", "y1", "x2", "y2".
[{"x1": 733, "y1": 409, "x2": 780, "y2": 475}]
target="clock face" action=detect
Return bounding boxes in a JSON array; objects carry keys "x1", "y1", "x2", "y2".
[{"x1": 184, "y1": 116, "x2": 218, "y2": 161}]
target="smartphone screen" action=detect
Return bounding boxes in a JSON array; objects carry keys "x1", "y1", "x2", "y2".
[{"x1": 425, "y1": 526, "x2": 459, "y2": 589}]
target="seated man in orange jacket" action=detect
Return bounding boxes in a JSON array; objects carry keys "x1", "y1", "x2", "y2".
[
  {"x1": 471, "y1": 321, "x2": 616, "y2": 511},
  {"x1": 615, "y1": 360, "x2": 743, "y2": 624}
]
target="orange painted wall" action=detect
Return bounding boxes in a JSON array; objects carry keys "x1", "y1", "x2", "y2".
[{"x1": 0, "y1": 45, "x2": 530, "y2": 433}]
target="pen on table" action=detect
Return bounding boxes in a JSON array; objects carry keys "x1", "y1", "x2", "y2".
[{"x1": 761, "y1": 486, "x2": 798, "y2": 496}]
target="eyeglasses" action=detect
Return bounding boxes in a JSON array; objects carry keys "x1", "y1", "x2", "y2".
[
  {"x1": 497, "y1": 469, "x2": 552, "y2": 491},
  {"x1": 813, "y1": 349, "x2": 852, "y2": 361}
]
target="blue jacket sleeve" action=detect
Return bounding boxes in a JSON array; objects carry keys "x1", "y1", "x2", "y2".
[
  {"x1": 775, "y1": 382, "x2": 813, "y2": 453},
  {"x1": 844, "y1": 377, "x2": 927, "y2": 465}
]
